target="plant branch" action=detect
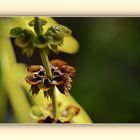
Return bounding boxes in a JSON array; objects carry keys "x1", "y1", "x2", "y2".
[
  {"x1": 35, "y1": 17, "x2": 58, "y2": 119},
  {"x1": 39, "y1": 48, "x2": 58, "y2": 119},
  {"x1": 40, "y1": 48, "x2": 52, "y2": 79}
]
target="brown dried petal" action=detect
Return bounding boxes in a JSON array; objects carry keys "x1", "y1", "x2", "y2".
[
  {"x1": 40, "y1": 79, "x2": 52, "y2": 92},
  {"x1": 26, "y1": 65, "x2": 45, "y2": 86},
  {"x1": 50, "y1": 59, "x2": 76, "y2": 77},
  {"x1": 27, "y1": 65, "x2": 44, "y2": 73},
  {"x1": 56, "y1": 76, "x2": 71, "y2": 93},
  {"x1": 50, "y1": 59, "x2": 67, "y2": 68},
  {"x1": 50, "y1": 59, "x2": 76, "y2": 94},
  {"x1": 25, "y1": 76, "x2": 42, "y2": 85},
  {"x1": 61, "y1": 65, "x2": 76, "y2": 77},
  {"x1": 63, "y1": 77, "x2": 72, "y2": 91},
  {"x1": 30, "y1": 85, "x2": 40, "y2": 96},
  {"x1": 51, "y1": 74, "x2": 66, "y2": 85}
]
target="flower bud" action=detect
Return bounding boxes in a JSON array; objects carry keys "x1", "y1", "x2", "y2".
[{"x1": 45, "y1": 25, "x2": 71, "y2": 47}]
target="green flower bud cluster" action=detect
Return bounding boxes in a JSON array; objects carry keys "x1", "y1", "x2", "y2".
[
  {"x1": 10, "y1": 17, "x2": 72, "y2": 57},
  {"x1": 45, "y1": 25, "x2": 71, "y2": 53},
  {"x1": 10, "y1": 27, "x2": 36, "y2": 57}
]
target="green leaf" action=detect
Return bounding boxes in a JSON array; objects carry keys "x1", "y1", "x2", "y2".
[
  {"x1": 0, "y1": 20, "x2": 35, "y2": 123},
  {"x1": 0, "y1": 61, "x2": 7, "y2": 122},
  {"x1": 10, "y1": 27, "x2": 24, "y2": 37}
]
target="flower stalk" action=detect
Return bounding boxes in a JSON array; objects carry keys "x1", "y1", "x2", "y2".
[
  {"x1": 32, "y1": 17, "x2": 58, "y2": 119},
  {"x1": 39, "y1": 48, "x2": 52, "y2": 79},
  {"x1": 39, "y1": 47, "x2": 58, "y2": 119}
]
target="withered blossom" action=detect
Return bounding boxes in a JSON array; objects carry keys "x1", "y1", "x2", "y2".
[
  {"x1": 25, "y1": 65, "x2": 46, "y2": 95},
  {"x1": 25, "y1": 59, "x2": 76, "y2": 96},
  {"x1": 50, "y1": 59, "x2": 76, "y2": 94}
]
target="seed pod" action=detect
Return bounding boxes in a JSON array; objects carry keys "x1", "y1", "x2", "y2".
[
  {"x1": 50, "y1": 59, "x2": 76, "y2": 94},
  {"x1": 25, "y1": 65, "x2": 45, "y2": 85}
]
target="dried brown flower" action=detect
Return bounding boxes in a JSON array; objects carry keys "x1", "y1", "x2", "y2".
[
  {"x1": 50, "y1": 59, "x2": 76, "y2": 94},
  {"x1": 25, "y1": 59, "x2": 76, "y2": 95},
  {"x1": 25, "y1": 65, "x2": 46, "y2": 95}
]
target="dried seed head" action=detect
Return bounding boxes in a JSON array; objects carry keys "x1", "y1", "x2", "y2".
[
  {"x1": 25, "y1": 65, "x2": 46, "y2": 95},
  {"x1": 50, "y1": 59, "x2": 76, "y2": 94},
  {"x1": 26, "y1": 65, "x2": 46, "y2": 85},
  {"x1": 25, "y1": 60, "x2": 76, "y2": 96}
]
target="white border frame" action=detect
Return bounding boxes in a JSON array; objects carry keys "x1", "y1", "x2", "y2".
[
  {"x1": 0, "y1": 0, "x2": 140, "y2": 16},
  {"x1": 1, "y1": 0, "x2": 140, "y2": 139}
]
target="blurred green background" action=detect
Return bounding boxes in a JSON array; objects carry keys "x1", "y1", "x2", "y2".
[{"x1": 13, "y1": 17, "x2": 140, "y2": 123}]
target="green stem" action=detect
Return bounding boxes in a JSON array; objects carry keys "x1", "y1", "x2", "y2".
[
  {"x1": 40, "y1": 48, "x2": 52, "y2": 79},
  {"x1": 51, "y1": 86, "x2": 58, "y2": 119},
  {"x1": 34, "y1": 17, "x2": 43, "y2": 36},
  {"x1": 35, "y1": 17, "x2": 58, "y2": 120},
  {"x1": 39, "y1": 47, "x2": 58, "y2": 119}
]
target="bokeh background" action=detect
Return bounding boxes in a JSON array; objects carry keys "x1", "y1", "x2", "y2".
[{"x1": 13, "y1": 17, "x2": 140, "y2": 123}]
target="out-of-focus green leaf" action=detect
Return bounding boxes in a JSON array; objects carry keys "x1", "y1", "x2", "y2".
[
  {"x1": 58, "y1": 36, "x2": 79, "y2": 54},
  {"x1": 1, "y1": 44, "x2": 34, "y2": 123},
  {"x1": 0, "y1": 20, "x2": 35, "y2": 123},
  {"x1": 0, "y1": 61, "x2": 7, "y2": 122}
]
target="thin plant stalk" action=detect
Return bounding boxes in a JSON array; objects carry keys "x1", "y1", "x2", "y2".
[
  {"x1": 34, "y1": 17, "x2": 58, "y2": 119},
  {"x1": 39, "y1": 48, "x2": 58, "y2": 119}
]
